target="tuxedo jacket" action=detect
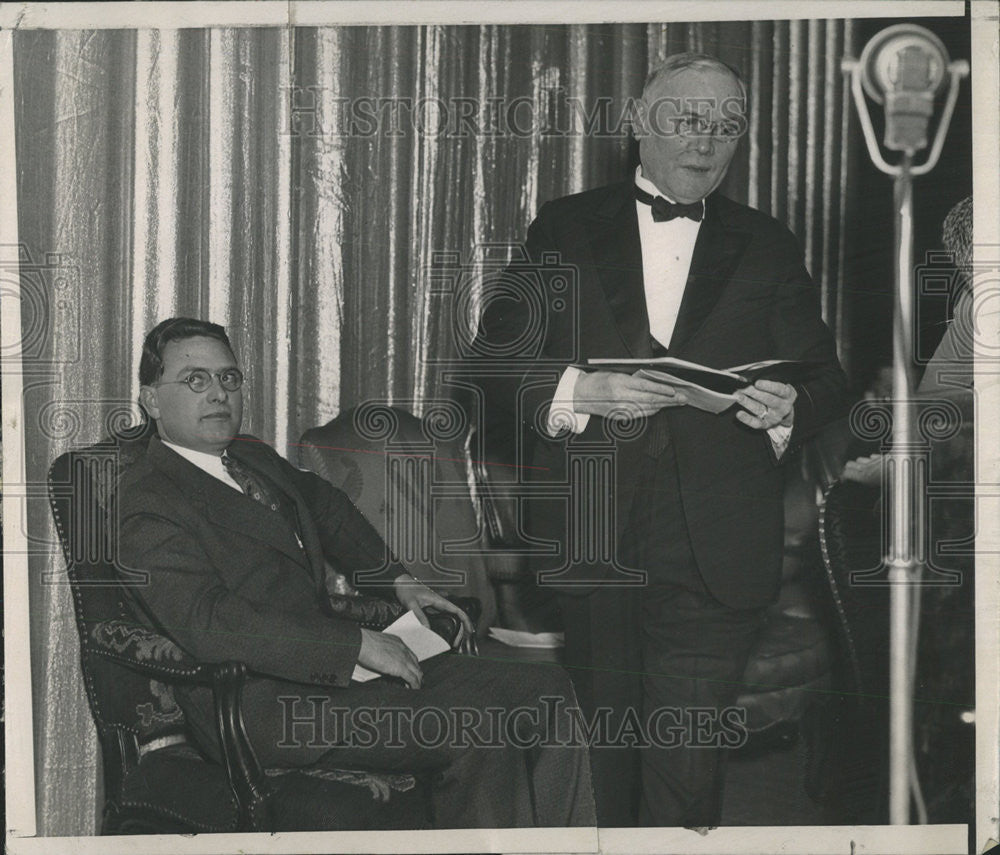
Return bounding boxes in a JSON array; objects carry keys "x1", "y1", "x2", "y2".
[
  {"x1": 477, "y1": 182, "x2": 848, "y2": 608},
  {"x1": 118, "y1": 434, "x2": 406, "y2": 759}
]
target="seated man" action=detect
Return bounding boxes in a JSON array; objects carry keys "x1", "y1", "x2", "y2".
[{"x1": 119, "y1": 316, "x2": 595, "y2": 829}]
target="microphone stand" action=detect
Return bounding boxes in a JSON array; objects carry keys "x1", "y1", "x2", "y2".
[
  {"x1": 842, "y1": 26, "x2": 968, "y2": 825},
  {"x1": 888, "y1": 153, "x2": 919, "y2": 826}
]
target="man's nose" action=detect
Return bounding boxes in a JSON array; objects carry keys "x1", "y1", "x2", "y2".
[
  {"x1": 691, "y1": 134, "x2": 715, "y2": 155},
  {"x1": 206, "y1": 377, "x2": 229, "y2": 402}
]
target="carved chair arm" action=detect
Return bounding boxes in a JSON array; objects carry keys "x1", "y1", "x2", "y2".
[{"x1": 210, "y1": 661, "x2": 272, "y2": 832}]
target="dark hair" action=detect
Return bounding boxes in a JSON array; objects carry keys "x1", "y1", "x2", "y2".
[
  {"x1": 139, "y1": 317, "x2": 233, "y2": 386},
  {"x1": 642, "y1": 52, "x2": 748, "y2": 109}
]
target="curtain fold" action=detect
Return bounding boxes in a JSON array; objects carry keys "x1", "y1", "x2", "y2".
[{"x1": 14, "y1": 21, "x2": 857, "y2": 835}]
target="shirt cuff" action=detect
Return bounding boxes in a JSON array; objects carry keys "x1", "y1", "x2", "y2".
[
  {"x1": 767, "y1": 423, "x2": 793, "y2": 458},
  {"x1": 546, "y1": 366, "x2": 591, "y2": 436}
]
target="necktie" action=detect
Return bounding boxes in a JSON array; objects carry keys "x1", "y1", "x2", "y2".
[
  {"x1": 634, "y1": 185, "x2": 704, "y2": 222},
  {"x1": 222, "y1": 450, "x2": 278, "y2": 507},
  {"x1": 221, "y1": 450, "x2": 304, "y2": 548}
]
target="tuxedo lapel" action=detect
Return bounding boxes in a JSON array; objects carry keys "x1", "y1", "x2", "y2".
[
  {"x1": 587, "y1": 183, "x2": 652, "y2": 358},
  {"x1": 667, "y1": 194, "x2": 751, "y2": 355},
  {"x1": 146, "y1": 437, "x2": 314, "y2": 573}
]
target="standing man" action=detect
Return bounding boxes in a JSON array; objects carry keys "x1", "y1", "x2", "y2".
[
  {"x1": 119, "y1": 316, "x2": 595, "y2": 829},
  {"x1": 472, "y1": 54, "x2": 847, "y2": 826}
]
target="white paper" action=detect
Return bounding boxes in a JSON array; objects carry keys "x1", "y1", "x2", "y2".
[
  {"x1": 351, "y1": 609, "x2": 452, "y2": 682},
  {"x1": 488, "y1": 627, "x2": 566, "y2": 649},
  {"x1": 635, "y1": 368, "x2": 736, "y2": 414},
  {"x1": 587, "y1": 355, "x2": 740, "y2": 377}
]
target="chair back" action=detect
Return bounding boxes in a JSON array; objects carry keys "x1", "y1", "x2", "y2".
[
  {"x1": 818, "y1": 478, "x2": 887, "y2": 697},
  {"x1": 297, "y1": 405, "x2": 497, "y2": 628},
  {"x1": 47, "y1": 421, "x2": 189, "y2": 803}
]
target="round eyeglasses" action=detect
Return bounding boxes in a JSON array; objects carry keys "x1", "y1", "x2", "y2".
[
  {"x1": 156, "y1": 368, "x2": 244, "y2": 393},
  {"x1": 674, "y1": 115, "x2": 744, "y2": 141}
]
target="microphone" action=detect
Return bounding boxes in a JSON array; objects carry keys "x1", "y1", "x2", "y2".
[
  {"x1": 859, "y1": 25, "x2": 948, "y2": 153},
  {"x1": 878, "y1": 43, "x2": 941, "y2": 152},
  {"x1": 843, "y1": 23, "x2": 968, "y2": 174}
]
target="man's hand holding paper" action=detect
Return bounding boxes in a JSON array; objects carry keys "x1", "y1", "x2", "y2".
[
  {"x1": 734, "y1": 379, "x2": 797, "y2": 431},
  {"x1": 573, "y1": 369, "x2": 688, "y2": 420},
  {"x1": 354, "y1": 610, "x2": 453, "y2": 686}
]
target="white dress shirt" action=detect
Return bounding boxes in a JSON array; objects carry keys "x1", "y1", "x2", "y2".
[
  {"x1": 161, "y1": 439, "x2": 243, "y2": 492},
  {"x1": 160, "y1": 438, "x2": 309, "y2": 558},
  {"x1": 546, "y1": 166, "x2": 791, "y2": 455}
]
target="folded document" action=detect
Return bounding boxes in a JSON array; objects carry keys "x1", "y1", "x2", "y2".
[
  {"x1": 351, "y1": 610, "x2": 451, "y2": 682},
  {"x1": 584, "y1": 357, "x2": 818, "y2": 415}
]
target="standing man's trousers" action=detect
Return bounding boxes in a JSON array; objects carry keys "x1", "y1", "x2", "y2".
[{"x1": 559, "y1": 437, "x2": 768, "y2": 827}]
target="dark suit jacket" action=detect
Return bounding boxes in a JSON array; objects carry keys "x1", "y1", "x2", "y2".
[
  {"x1": 476, "y1": 182, "x2": 848, "y2": 608},
  {"x1": 118, "y1": 434, "x2": 407, "y2": 760}
]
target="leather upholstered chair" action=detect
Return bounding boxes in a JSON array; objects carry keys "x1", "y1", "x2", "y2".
[
  {"x1": 48, "y1": 421, "x2": 476, "y2": 834},
  {"x1": 297, "y1": 404, "x2": 498, "y2": 631},
  {"x1": 467, "y1": 426, "x2": 564, "y2": 631},
  {"x1": 811, "y1": 456, "x2": 974, "y2": 823},
  {"x1": 805, "y1": 476, "x2": 888, "y2": 819}
]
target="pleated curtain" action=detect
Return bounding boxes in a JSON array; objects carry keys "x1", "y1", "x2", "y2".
[{"x1": 13, "y1": 20, "x2": 857, "y2": 835}]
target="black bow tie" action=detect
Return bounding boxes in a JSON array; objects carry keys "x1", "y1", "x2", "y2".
[{"x1": 635, "y1": 186, "x2": 704, "y2": 222}]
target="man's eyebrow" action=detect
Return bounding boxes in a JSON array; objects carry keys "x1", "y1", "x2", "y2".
[{"x1": 172, "y1": 362, "x2": 237, "y2": 376}]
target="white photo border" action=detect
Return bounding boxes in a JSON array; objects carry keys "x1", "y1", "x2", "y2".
[{"x1": 1, "y1": 2, "x2": 992, "y2": 853}]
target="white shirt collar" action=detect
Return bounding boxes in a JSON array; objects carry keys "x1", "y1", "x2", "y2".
[
  {"x1": 634, "y1": 165, "x2": 706, "y2": 218},
  {"x1": 161, "y1": 438, "x2": 241, "y2": 491},
  {"x1": 635, "y1": 164, "x2": 672, "y2": 200}
]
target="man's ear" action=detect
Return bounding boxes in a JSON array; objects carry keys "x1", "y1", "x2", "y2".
[
  {"x1": 139, "y1": 385, "x2": 160, "y2": 421},
  {"x1": 630, "y1": 95, "x2": 650, "y2": 142}
]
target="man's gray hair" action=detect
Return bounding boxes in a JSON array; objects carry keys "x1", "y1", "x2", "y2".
[
  {"x1": 942, "y1": 195, "x2": 973, "y2": 293},
  {"x1": 643, "y1": 53, "x2": 748, "y2": 109},
  {"x1": 942, "y1": 195, "x2": 973, "y2": 268}
]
